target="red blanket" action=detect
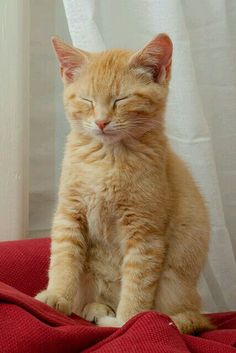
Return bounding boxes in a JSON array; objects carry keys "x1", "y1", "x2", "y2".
[{"x1": 0, "y1": 238, "x2": 236, "y2": 353}]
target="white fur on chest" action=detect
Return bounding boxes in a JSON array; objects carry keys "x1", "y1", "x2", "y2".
[
  {"x1": 74, "y1": 142, "x2": 142, "y2": 242},
  {"x1": 81, "y1": 165, "x2": 120, "y2": 243},
  {"x1": 87, "y1": 195, "x2": 117, "y2": 241}
]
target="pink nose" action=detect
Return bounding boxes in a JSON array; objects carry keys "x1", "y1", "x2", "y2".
[{"x1": 95, "y1": 120, "x2": 110, "y2": 130}]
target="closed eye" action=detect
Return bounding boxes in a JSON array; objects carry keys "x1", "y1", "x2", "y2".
[
  {"x1": 113, "y1": 96, "x2": 129, "y2": 107},
  {"x1": 79, "y1": 97, "x2": 94, "y2": 107}
]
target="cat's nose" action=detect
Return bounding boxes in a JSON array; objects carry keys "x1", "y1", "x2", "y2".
[{"x1": 95, "y1": 120, "x2": 110, "y2": 130}]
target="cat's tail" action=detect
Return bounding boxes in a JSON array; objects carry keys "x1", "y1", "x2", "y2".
[{"x1": 170, "y1": 311, "x2": 215, "y2": 335}]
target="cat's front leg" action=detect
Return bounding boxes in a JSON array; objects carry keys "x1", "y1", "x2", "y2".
[
  {"x1": 35, "y1": 203, "x2": 87, "y2": 315},
  {"x1": 97, "y1": 222, "x2": 166, "y2": 327}
]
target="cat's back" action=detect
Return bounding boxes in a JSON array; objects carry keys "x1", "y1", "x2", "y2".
[{"x1": 166, "y1": 145, "x2": 209, "y2": 229}]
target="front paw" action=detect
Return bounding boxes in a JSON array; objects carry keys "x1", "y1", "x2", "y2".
[
  {"x1": 35, "y1": 289, "x2": 72, "y2": 315},
  {"x1": 82, "y1": 302, "x2": 115, "y2": 323},
  {"x1": 96, "y1": 315, "x2": 125, "y2": 327}
]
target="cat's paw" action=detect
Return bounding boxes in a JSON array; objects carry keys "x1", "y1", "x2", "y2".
[
  {"x1": 82, "y1": 302, "x2": 115, "y2": 323},
  {"x1": 35, "y1": 290, "x2": 72, "y2": 315},
  {"x1": 96, "y1": 315, "x2": 124, "y2": 327}
]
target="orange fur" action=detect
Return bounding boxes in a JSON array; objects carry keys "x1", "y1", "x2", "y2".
[{"x1": 36, "y1": 34, "x2": 214, "y2": 334}]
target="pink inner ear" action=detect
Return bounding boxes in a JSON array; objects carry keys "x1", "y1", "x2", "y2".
[
  {"x1": 52, "y1": 37, "x2": 86, "y2": 83},
  {"x1": 153, "y1": 34, "x2": 172, "y2": 62},
  {"x1": 60, "y1": 67, "x2": 74, "y2": 81},
  {"x1": 131, "y1": 33, "x2": 173, "y2": 83}
]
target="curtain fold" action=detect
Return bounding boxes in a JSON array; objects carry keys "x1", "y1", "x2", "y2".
[{"x1": 62, "y1": 0, "x2": 236, "y2": 311}]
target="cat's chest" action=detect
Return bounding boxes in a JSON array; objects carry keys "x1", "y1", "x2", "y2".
[
  {"x1": 86, "y1": 191, "x2": 117, "y2": 241},
  {"x1": 81, "y1": 164, "x2": 123, "y2": 241}
]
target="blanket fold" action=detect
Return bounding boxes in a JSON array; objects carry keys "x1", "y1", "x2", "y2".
[
  {"x1": 0, "y1": 281, "x2": 236, "y2": 353},
  {"x1": 0, "y1": 238, "x2": 235, "y2": 352}
]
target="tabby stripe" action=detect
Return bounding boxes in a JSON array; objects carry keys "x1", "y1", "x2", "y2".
[{"x1": 52, "y1": 235, "x2": 86, "y2": 249}]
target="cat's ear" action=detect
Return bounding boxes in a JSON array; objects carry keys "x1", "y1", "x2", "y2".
[
  {"x1": 129, "y1": 33, "x2": 173, "y2": 83},
  {"x1": 51, "y1": 37, "x2": 89, "y2": 83}
]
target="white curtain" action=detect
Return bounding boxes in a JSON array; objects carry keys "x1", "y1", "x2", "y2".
[
  {"x1": 61, "y1": 0, "x2": 236, "y2": 311},
  {"x1": 0, "y1": 0, "x2": 29, "y2": 241}
]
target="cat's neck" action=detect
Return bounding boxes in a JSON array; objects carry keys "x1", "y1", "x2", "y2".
[{"x1": 68, "y1": 127, "x2": 167, "y2": 166}]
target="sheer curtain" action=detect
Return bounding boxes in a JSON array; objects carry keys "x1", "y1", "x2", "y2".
[{"x1": 61, "y1": 0, "x2": 236, "y2": 311}]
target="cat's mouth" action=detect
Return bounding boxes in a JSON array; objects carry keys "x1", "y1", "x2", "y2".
[
  {"x1": 94, "y1": 128, "x2": 123, "y2": 143},
  {"x1": 95, "y1": 128, "x2": 118, "y2": 137}
]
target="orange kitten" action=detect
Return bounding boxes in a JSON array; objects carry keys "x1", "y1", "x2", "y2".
[{"x1": 35, "y1": 34, "x2": 213, "y2": 334}]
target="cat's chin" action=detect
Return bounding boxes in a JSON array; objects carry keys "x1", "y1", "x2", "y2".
[{"x1": 94, "y1": 132, "x2": 124, "y2": 145}]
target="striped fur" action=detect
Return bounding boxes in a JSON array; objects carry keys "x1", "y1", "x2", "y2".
[{"x1": 35, "y1": 34, "x2": 214, "y2": 334}]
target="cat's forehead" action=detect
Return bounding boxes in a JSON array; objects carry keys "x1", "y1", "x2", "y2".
[{"x1": 80, "y1": 49, "x2": 134, "y2": 97}]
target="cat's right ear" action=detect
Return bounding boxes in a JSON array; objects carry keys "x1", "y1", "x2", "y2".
[
  {"x1": 129, "y1": 33, "x2": 173, "y2": 84},
  {"x1": 51, "y1": 37, "x2": 89, "y2": 84}
]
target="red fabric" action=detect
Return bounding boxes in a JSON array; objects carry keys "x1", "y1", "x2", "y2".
[
  {"x1": 0, "y1": 238, "x2": 236, "y2": 353},
  {"x1": 0, "y1": 237, "x2": 50, "y2": 296}
]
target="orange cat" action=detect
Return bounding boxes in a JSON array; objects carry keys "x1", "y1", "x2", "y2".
[{"x1": 36, "y1": 34, "x2": 213, "y2": 334}]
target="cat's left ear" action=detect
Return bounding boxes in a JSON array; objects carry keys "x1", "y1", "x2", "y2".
[
  {"x1": 51, "y1": 37, "x2": 89, "y2": 83},
  {"x1": 129, "y1": 33, "x2": 173, "y2": 83}
]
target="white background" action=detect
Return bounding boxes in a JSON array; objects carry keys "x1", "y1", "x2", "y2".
[{"x1": 29, "y1": 0, "x2": 70, "y2": 237}]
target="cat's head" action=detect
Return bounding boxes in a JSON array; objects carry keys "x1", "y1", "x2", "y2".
[{"x1": 52, "y1": 34, "x2": 173, "y2": 144}]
